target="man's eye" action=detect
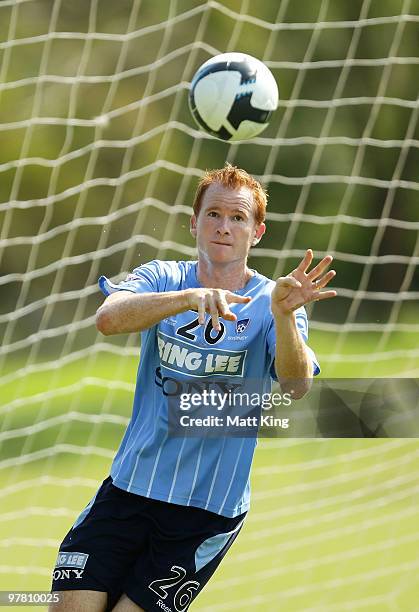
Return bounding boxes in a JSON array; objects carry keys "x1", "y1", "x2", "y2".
[
  {"x1": 208, "y1": 211, "x2": 218, "y2": 217},
  {"x1": 233, "y1": 215, "x2": 244, "y2": 221}
]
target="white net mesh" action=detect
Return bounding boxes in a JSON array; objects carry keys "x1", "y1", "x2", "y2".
[{"x1": 0, "y1": 0, "x2": 418, "y2": 609}]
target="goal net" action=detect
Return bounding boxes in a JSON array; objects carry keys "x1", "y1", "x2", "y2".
[{"x1": 1, "y1": 0, "x2": 418, "y2": 609}]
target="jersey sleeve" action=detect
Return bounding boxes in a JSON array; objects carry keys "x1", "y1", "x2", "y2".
[
  {"x1": 98, "y1": 260, "x2": 166, "y2": 297},
  {"x1": 266, "y1": 306, "x2": 320, "y2": 379}
]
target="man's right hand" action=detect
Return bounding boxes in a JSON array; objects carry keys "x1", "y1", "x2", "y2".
[
  {"x1": 96, "y1": 288, "x2": 252, "y2": 336},
  {"x1": 184, "y1": 288, "x2": 251, "y2": 331}
]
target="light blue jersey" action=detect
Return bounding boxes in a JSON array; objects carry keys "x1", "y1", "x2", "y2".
[{"x1": 99, "y1": 260, "x2": 319, "y2": 517}]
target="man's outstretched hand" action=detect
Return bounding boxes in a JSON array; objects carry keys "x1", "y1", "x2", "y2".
[{"x1": 271, "y1": 249, "x2": 337, "y2": 316}]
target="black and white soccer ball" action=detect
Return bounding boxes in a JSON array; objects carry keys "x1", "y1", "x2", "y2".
[{"x1": 189, "y1": 52, "x2": 279, "y2": 142}]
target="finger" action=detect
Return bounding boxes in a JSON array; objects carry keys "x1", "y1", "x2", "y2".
[
  {"x1": 296, "y1": 249, "x2": 313, "y2": 273},
  {"x1": 216, "y1": 294, "x2": 236, "y2": 321},
  {"x1": 313, "y1": 270, "x2": 336, "y2": 290},
  {"x1": 276, "y1": 276, "x2": 302, "y2": 289},
  {"x1": 312, "y1": 290, "x2": 337, "y2": 302},
  {"x1": 207, "y1": 295, "x2": 221, "y2": 331},
  {"x1": 197, "y1": 295, "x2": 206, "y2": 325},
  {"x1": 307, "y1": 255, "x2": 333, "y2": 281},
  {"x1": 226, "y1": 293, "x2": 252, "y2": 304}
]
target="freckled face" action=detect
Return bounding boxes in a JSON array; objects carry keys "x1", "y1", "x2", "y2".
[{"x1": 190, "y1": 183, "x2": 265, "y2": 264}]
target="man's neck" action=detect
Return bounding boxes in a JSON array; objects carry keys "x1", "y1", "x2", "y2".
[{"x1": 197, "y1": 260, "x2": 253, "y2": 291}]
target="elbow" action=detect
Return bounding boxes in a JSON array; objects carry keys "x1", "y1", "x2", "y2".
[
  {"x1": 96, "y1": 304, "x2": 145, "y2": 335},
  {"x1": 279, "y1": 377, "x2": 313, "y2": 400},
  {"x1": 289, "y1": 379, "x2": 312, "y2": 400},
  {"x1": 96, "y1": 307, "x2": 114, "y2": 336}
]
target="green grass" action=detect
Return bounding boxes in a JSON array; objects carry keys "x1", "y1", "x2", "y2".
[
  {"x1": 1, "y1": 442, "x2": 419, "y2": 610},
  {"x1": 310, "y1": 329, "x2": 419, "y2": 377},
  {"x1": 1, "y1": 331, "x2": 418, "y2": 610}
]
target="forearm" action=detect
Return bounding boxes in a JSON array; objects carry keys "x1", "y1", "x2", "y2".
[
  {"x1": 273, "y1": 311, "x2": 313, "y2": 398},
  {"x1": 96, "y1": 290, "x2": 191, "y2": 335}
]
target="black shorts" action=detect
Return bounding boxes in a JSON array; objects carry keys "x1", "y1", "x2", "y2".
[{"x1": 51, "y1": 477, "x2": 246, "y2": 611}]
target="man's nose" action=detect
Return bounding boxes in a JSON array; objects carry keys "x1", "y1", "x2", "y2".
[{"x1": 216, "y1": 217, "x2": 231, "y2": 235}]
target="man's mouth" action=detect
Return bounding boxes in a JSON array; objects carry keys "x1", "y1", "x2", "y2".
[{"x1": 211, "y1": 241, "x2": 232, "y2": 246}]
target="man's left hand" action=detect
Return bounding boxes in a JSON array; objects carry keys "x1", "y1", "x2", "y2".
[{"x1": 272, "y1": 249, "x2": 337, "y2": 315}]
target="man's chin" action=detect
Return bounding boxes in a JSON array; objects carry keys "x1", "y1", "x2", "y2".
[
  {"x1": 208, "y1": 248, "x2": 235, "y2": 262},
  {"x1": 208, "y1": 255, "x2": 231, "y2": 264}
]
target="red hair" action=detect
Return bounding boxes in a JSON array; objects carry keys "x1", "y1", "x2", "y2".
[{"x1": 192, "y1": 163, "x2": 267, "y2": 225}]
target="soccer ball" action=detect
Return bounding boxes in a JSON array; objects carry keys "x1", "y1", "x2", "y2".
[{"x1": 188, "y1": 52, "x2": 279, "y2": 142}]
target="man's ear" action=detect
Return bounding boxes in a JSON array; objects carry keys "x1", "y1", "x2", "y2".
[
  {"x1": 252, "y1": 223, "x2": 266, "y2": 246},
  {"x1": 190, "y1": 214, "x2": 197, "y2": 238}
]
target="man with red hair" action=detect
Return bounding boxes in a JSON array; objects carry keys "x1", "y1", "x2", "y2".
[{"x1": 51, "y1": 163, "x2": 336, "y2": 612}]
